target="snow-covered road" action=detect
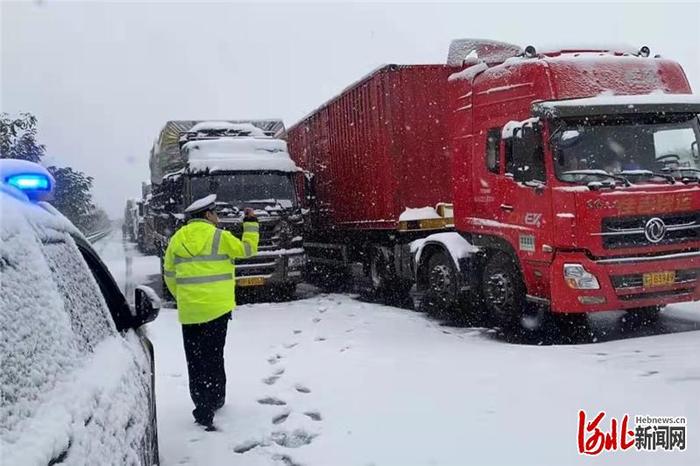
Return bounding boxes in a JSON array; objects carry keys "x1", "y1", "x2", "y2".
[{"x1": 96, "y1": 232, "x2": 700, "y2": 466}]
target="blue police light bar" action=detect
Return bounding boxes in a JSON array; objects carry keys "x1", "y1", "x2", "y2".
[
  {"x1": 7, "y1": 174, "x2": 51, "y2": 191},
  {"x1": 0, "y1": 159, "x2": 55, "y2": 202}
]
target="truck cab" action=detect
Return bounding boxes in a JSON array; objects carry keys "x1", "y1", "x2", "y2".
[
  {"x1": 449, "y1": 45, "x2": 700, "y2": 329},
  {"x1": 149, "y1": 121, "x2": 305, "y2": 299}
]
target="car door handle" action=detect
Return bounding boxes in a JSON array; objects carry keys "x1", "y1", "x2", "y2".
[{"x1": 500, "y1": 204, "x2": 514, "y2": 211}]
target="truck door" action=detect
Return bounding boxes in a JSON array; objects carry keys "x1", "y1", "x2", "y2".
[{"x1": 502, "y1": 123, "x2": 554, "y2": 298}]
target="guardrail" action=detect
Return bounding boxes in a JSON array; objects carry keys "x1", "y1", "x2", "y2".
[{"x1": 86, "y1": 228, "x2": 112, "y2": 243}]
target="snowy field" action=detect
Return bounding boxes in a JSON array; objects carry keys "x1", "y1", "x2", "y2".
[{"x1": 95, "y1": 232, "x2": 700, "y2": 466}]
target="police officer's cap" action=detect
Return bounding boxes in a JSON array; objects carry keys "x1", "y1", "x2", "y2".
[{"x1": 185, "y1": 194, "x2": 217, "y2": 215}]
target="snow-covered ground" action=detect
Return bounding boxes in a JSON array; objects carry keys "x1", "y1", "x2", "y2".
[{"x1": 96, "y1": 231, "x2": 700, "y2": 466}]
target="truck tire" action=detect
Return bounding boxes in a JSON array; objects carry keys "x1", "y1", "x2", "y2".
[
  {"x1": 419, "y1": 250, "x2": 459, "y2": 319},
  {"x1": 367, "y1": 247, "x2": 412, "y2": 301},
  {"x1": 481, "y1": 251, "x2": 546, "y2": 333}
]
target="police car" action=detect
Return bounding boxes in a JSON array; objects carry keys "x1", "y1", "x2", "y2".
[{"x1": 0, "y1": 160, "x2": 160, "y2": 465}]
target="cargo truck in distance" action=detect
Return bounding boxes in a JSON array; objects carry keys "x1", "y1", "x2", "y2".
[
  {"x1": 148, "y1": 120, "x2": 305, "y2": 299},
  {"x1": 287, "y1": 40, "x2": 700, "y2": 334}
]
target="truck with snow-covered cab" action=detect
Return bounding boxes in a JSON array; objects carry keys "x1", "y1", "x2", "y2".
[
  {"x1": 288, "y1": 40, "x2": 700, "y2": 333},
  {"x1": 148, "y1": 120, "x2": 305, "y2": 299}
]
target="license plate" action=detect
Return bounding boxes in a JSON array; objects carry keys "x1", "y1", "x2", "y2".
[
  {"x1": 237, "y1": 276, "x2": 266, "y2": 287},
  {"x1": 642, "y1": 271, "x2": 675, "y2": 288}
]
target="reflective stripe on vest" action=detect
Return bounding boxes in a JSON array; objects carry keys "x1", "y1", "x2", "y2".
[
  {"x1": 173, "y1": 229, "x2": 227, "y2": 265},
  {"x1": 243, "y1": 223, "x2": 259, "y2": 233},
  {"x1": 176, "y1": 273, "x2": 232, "y2": 285},
  {"x1": 164, "y1": 270, "x2": 176, "y2": 277},
  {"x1": 243, "y1": 241, "x2": 252, "y2": 257}
]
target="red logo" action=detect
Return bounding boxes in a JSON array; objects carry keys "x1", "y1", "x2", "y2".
[{"x1": 577, "y1": 410, "x2": 635, "y2": 455}]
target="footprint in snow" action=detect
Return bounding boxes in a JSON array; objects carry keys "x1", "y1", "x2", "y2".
[
  {"x1": 263, "y1": 375, "x2": 280, "y2": 386},
  {"x1": 312, "y1": 317, "x2": 321, "y2": 323},
  {"x1": 273, "y1": 367, "x2": 286, "y2": 376},
  {"x1": 267, "y1": 354, "x2": 283, "y2": 365},
  {"x1": 318, "y1": 307, "x2": 327, "y2": 313},
  {"x1": 271, "y1": 429, "x2": 316, "y2": 448},
  {"x1": 233, "y1": 440, "x2": 261, "y2": 454},
  {"x1": 258, "y1": 397, "x2": 287, "y2": 406},
  {"x1": 293, "y1": 330, "x2": 302, "y2": 335},
  {"x1": 640, "y1": 370, "x2": 659, "y2": 377},
  {"x1": 314, "y1": 337, "x2": 326, "y2": 342},
  {"x1": 295, "y1": 384, "x2": 311, "y2": 394},
  {"x1": 272, "y1": 411, "x2": 290, "y2": 425},
  {"x1": 273, "y1": 454, "x2": 303, "y2": 466},
  {"x1": 283, "y1": 342, "x2": 299, "y2": 349},
  {"x1": 304, "y1": 411, "x2": 322, "y2": 421},
  {"x1": 340, "y1": 345, "x2": 351, "y2": 352}
]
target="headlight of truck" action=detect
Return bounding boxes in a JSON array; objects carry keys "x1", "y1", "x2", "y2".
[
  {"x1": 563, "y1": 264, "x2": 600, "y2": 290},
  {"x1": 288, "y1": 255, "x2": 305, "y2": 269}
]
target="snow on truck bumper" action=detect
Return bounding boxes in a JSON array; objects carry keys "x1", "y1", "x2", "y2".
[
  {"x1": 235, "y1": 249, "x2": 305, "y2": 288},
  {"x1": 548, "y1": 250, "x2": 700, "y2": 313}
]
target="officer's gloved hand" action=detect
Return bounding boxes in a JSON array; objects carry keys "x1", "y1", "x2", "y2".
[{"x1": 243, "y1": 207, "x2": 257, "y2": 222}]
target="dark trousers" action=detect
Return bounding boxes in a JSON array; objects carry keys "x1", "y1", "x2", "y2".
[{"x1": 181, "y1": 312, "x2": 230, "y2": 424}]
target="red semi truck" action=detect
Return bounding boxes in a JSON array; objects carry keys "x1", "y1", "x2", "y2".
[{"x1": 287, "y1": 41, "x2": 700, "y2": 332}]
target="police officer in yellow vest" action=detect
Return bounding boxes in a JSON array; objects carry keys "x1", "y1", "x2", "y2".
[{"x1": 163, "y1": 194, "x2": 259, "y2": 431}]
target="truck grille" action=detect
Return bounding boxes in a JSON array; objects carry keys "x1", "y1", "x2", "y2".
[
  {"x1": 235, "y1": 255, "x2": 279, "y2": 278},
  {"x1": 618, "y1": 288, "x2": 696, "y2": 301},
  {"x1": 599, "y1": 212, "x2": 700, "y2": 249}
]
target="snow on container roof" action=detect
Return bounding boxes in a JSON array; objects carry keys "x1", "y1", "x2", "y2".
[
  {"x1": 182, "y1": 138, "x2": 300, "y2": 173},
  {"x1": 533, "y1": 93, "x2": 700, "y2": 118}
]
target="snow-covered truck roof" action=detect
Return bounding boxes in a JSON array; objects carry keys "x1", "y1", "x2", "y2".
[
  {"x1": 182, "y1": 137, "x2": 300, "y2": 174},
  {"x1": 149, "y1": 119, "x2": 286, "y2": 184}
]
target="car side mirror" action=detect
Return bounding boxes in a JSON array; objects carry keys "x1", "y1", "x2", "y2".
[{"x1": 133, "y1": 285, "x2": 161, "y2": 328}]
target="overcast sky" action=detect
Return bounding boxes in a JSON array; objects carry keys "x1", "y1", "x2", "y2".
[{"x1": 3, "y1": 1, "x2": 699, "y2": 217}]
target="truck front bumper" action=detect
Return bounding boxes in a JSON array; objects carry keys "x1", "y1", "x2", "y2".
[
  {"x1": 235, "y1": 250, "x2": 305, "y2": 288},
  {"x1": 549, "y1": 250, "x2": 700, "y2": 313}
]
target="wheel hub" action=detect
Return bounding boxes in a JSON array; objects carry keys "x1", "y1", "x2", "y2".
[
  {"x1": 429, "y1": 264, "x2": 452, "y2": 293},
  {"x1": 485, "y1": 272, "x2": 513, "y2": 311}
]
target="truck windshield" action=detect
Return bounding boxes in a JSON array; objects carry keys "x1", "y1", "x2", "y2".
[
  {"x1": 190, "y1": 173, "x2": 296, "y2": 207},
  {"x1": 551, "y1": 114, "x2": 700, "y2": 183}
]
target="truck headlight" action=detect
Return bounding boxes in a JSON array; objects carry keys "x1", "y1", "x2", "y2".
[
  {"x1": 288, "y1": 255, "x2": 305, "y2": 269},
  {"x1": 563, "y1": 264, "x2": 600, "y2": 290}
]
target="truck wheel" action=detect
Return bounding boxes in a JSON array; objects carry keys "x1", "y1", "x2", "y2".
[
  {"x1": 482, "y1": 252, "x2": 531, "y2": 332},
  {"x1": 420, "y1": 250, "x2": 459, "y2": 319},
  {"x1": 369, "y1": 248, "x2": 389, "y2": 293}
]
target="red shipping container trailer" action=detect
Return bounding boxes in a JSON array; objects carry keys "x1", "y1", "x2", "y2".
[{"x1": 288, "y1": 65, "x2": 460, "y2": 292}]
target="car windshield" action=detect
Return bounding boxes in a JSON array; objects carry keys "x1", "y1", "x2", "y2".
[
  {"x1": 552, "y1": 114, "x2": 700, "y2": 183},
  {"x1": 190, "y1": 173, "x2": 296, "y2": 208}
]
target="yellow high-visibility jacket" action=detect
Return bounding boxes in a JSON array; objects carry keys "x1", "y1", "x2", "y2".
[{"x1": 163, "y1": 218, "x2": 259, "y2": 324}]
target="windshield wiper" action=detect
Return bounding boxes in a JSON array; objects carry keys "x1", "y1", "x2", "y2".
[
  {"x1": 561, "y1": 170, "x2": 631, "y2": 187},
  {"x1": 660, "y1": 167, "x2": 700, "y2": 183},
  {"x1": 619, "y1": 170, "x2": 675, "y2": 184}
]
